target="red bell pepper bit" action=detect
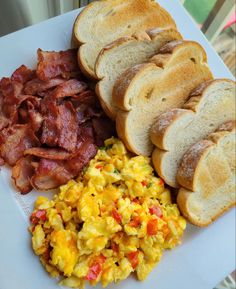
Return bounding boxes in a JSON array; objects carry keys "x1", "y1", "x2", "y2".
[
  {"x1": 127, "y1": 251, "x2": 139, "y2": 269},
  {"x1": 129, "y1": 216, "x2": 141, "y2": 227},
  {"x1": 159, "y1": 178, "x2": 164, "y2": 186},
  {"x1": 85, "y1": 255, "x2": 106, "y2": 281},
  {"x1": 111, "y1": 208, "x2": 122, "y2": 224},
  {"x1": 147, "y1": 219, "x2": 158, "y2": 236},
  {"x1": 95, "y1": 164, "x2": 103, "y2": 170},
  {"x1": 30, "y1": 209, "x2": 47, "y2": 224},
  {"x1": 149, "y1": 206, "x2": 163, "y2": 218},
  {"x1": 141, "y1": 180, "x2": 148, "y2": 187}
]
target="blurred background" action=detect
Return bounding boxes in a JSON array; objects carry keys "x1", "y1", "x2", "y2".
[
  {"x1": 0, "y1": 0, "x2": 235, "y2": 76},
  {"x1": 0, "y1": 0, "x2": 235, "y2": 288}
]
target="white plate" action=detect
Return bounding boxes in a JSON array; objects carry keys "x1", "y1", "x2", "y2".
[{"x1": 0, "y1": 1, "x2": 235, "y2": 289}]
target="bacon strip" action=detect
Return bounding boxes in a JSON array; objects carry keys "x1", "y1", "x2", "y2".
[
  {"x1": 24, "y1": 147, "x2": 71, "y2": 160},
  {"x1": 0, "y1": 125, "x2": 40, "y2": 166},
  {"x1": 12, "y1": 156, "x2": 35, "y2": 194},
  {"x1": 57, "y1": 102, "x2": 77, "y2": 152},
  {"x1": 51, "y1": 79, "x2": 88, "y2": 98},
  {"x1": 11, "y1": 65, "x2": 35, "y2": 84},
  {"x1": 0, "y1": 48, "x2": 116, "y2": 194},
  {"x1": 36, "y1": 49, "x2": 78, "y2": 81},
  {"x1": 24, "y1": 77, "x2": 66, "y2": 95},
  {"x1": 31, "y1": 158, "x2": 74, "y2": 190}
]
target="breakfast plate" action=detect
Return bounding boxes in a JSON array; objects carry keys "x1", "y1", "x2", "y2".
[{"x1": 0, "y1": 1, "x2": 235, "y2": 289}]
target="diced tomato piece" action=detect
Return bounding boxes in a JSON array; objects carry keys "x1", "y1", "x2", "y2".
[
  {"x1": 85, "y1": 255, "x2": 106, "y2": 281},
  {"x1": 149, "y1": 206, "x2": 163, "y2": 218},
  {"x1": 147, "y1": 219, "x2": 158, "y2": 236},
  {"x1": 111, "y1": 208, "x2": 122, "y2": 224},
  {"x1": 95, "y1": 164, "x2": 103, "y2": 170},
  {"x1": 127, "y1": 251, "x2": 139, "y2": 269},
  {"x1": 141, "y1": 180, "x2": 148, "y2": 187},
  {"x1": 30, "y1": 209, "x2": 47, "y2": 224},
  {"x1": 129, "y1": 216, "x2": 141, "y2": 227}
]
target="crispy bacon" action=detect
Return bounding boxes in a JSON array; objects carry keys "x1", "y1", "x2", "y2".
[
  {"x1": 0, "y1": 157, "x2": 4, "y2": 166},
  {"x1": 24, "y1": 147, "x2": 71, "y2": 160},
  {"x1": 12, "y1": 156, "x2": 35, "y2": 194},
  {"x1": 0, "y1": 48, "x2": 116, "y2": 194},
  {"x1": 40, "y1": 99, "x2": 59, "y2": 147},
  {"x1": 31, "y1": 158, "x2": 74, "y2": 190},
  {"x1": 36, "y1": 49, "x2": 78, "y2": 81},
  {"x1": 57, "y1": 102, "x2": 77, "y2": 152},
  {"x1": 65, "y1": 140, "x2": 97, "y2": 176},
  {"x1": 11, "y1": 65, "x2": 35, "y2": 84},
  {"x1": 92, "y1": 117, "x2": 116, "y2": 146},
  {"x1": 0, "y1": 125, "x2": 40, "y2": 166},
  {"x1": 51, "y1": 79, "x2": 88, "y2": 98},
  {"x1": 24, "y1": 77, "x2": 66, "y2": 95}
]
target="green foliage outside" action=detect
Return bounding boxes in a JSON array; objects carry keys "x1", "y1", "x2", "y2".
[{"x1": 184, "y1": 0, "x2": 217, "y2": 24}]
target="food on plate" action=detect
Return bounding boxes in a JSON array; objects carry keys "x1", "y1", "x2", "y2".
[
  {"x1": 113, "y1": 40, "x2": 213, "y2": 156},
  {"x1": 0, "y1": 49, "x2": 115, "y2": 194},
  {"x1": 151, "y1": 79, "x2": 236, "y2": 187},
  {"x1": 73, "y1": 0, "x2": 177, "y2": 79},
  {"x1": 177, "y1": 121, "x2": 236, "y2": 226},
  {"x1": 29, "y1": 138, "x2": 186, "y2": 288},
  {"x1": 95, "y1": 27, "x2": 182, "y2": 119}
]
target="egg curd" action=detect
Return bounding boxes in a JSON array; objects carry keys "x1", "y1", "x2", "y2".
[{"x1": 29, "y1": 137, "x2": 186, "y2": 288}]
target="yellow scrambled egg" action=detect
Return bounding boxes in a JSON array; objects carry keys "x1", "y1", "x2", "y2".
[{"x1": 30, "y1": 137, "x2": 186, "y2": 288}]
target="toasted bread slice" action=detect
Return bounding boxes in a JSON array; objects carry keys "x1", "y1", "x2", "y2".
[
  {"x1": 151, "y1": 79, "x2": 236, "y2": 187},
  {"x1": 95, "y1": 28, "x2": 182, "y2": 119},
  {"x1": 113, "y1": 40, "x2": 213, "y2": 156},
  {"x1": 177, "y1": 121, "x2": 236, "y2": 227},
  {"x1": 73, "y1": 0, "x2": 177, "y2": 79}
]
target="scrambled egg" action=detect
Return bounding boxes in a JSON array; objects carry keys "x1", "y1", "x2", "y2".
[{"x1": 30, "y1": 138, "x2": 186, "y2": 288}]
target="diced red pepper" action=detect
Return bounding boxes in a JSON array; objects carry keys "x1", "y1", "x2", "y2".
[
  {"x1": 129, "y1": 216, "x2": 141, "y2": 227},
  {"x1": 127, "y1": 251, "x2": 139, "y2": 269},
  {"x1": 30, "y1": 209, "x2": 47, "y2": 224},
  {"x1": 141, "y1": 180, "x2": 148, "y2": 187},
  {"x1": 159, "y1": 178, "x2": 164, "y2": 186},
  {"x1": 147, "y1": 219, "x2": 158, "y2": 236},
  {"x1": 85, "y1": 255, "x2": 106, "y2": 281},
  {"x1": 95, "y1": 164, "x2": 103, "y2": 170},
  {"x1": 149, "y1": 206, "x2": 163, "y2": 218},
  {"x1": 111, "y1": 208, "x2": 122, "y2": 224}
]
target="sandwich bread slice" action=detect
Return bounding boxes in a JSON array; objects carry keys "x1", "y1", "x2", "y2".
[
  {"x1": 95, "y1": 27, "x2": 182, "y2": 119},
  {"x1": 113, "y1": 40, "x2": 213, "y2": 156},
  {"x1": 151, "y1": 79, "x2": 236, "y2": 187},
  {"x1": 177, "y1": 121, "x2": 236, "y2": 226},
  {"x1": 73, "y1": 0, "x2": 177, "y2": 79}
]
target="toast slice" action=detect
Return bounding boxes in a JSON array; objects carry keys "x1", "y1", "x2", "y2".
[
  {"x1": 177, "y1": 121, "x2": 236, "y2": 227},
  {"x1": 73, "y1": 0, "x2": 177, "y2": 79},
  {"x1": 151, "y1": 79, "x2": 236, "y2": 187},
  {"x1": 95, "y1": 28, "x2": 182, "y2": 119},
  {"x1": 113, "y1": 40, "x2": 213, "y2": 156}
]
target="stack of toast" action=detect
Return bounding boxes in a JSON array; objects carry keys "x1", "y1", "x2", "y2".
[{"x1": 73, "y1": 0, "x2": 236, "y2": 226}]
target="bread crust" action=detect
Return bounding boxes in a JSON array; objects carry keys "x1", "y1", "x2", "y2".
[
  {"x1": 177, "y1": 189, "x2": 236, "y2": 227},
  {"x1": 116, "y1": 111, "x2": 143, "y2": 155},
  {"x1": 151, "y1": 109, "x2": 190, "y2": 149},
  {"x1": 95, "y1": 28, "x2": 182, "y2": 119},
  {"x1": 177, "y1": 140, "x2": 214, "y2": 191},
  {"x1": 74, "y1": 0, "x2": 177, "y2": 78},
  {"x1": 113, "y1": 63, "x2": 157, "y2": 111},
  {"x1": 151, "y1": 79, "x2": 235, "y2": 187},
  {"x1": 177, "y1": 121, "x2": 236, "y2": 226}
]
